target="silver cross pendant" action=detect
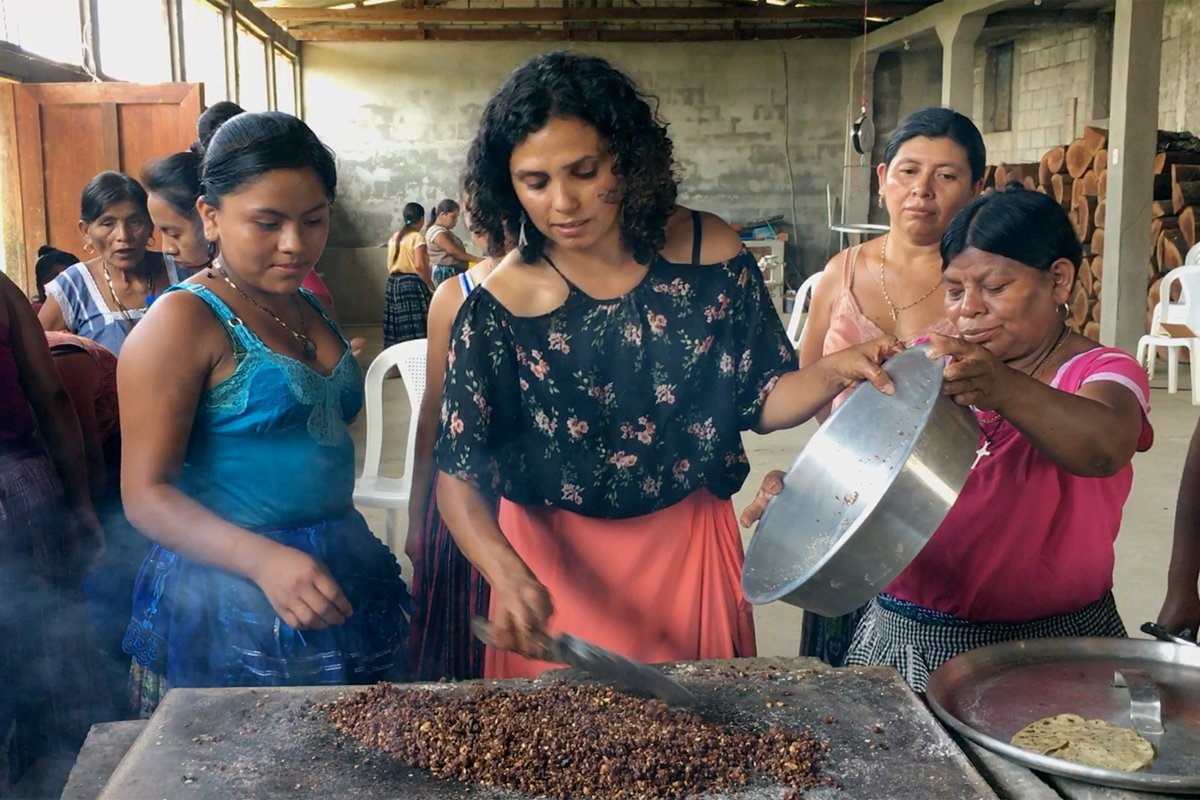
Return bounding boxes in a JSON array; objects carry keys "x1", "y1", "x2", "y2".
[{"x1": 971, "y1": 440, "x2": 991, "y2": 470}]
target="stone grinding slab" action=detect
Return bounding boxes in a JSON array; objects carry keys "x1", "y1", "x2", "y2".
[{"x1": 96, "y1": 657, "x2": 997, "y2": 800}]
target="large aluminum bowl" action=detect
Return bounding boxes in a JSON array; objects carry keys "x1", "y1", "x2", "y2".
[{"x1": 742, "y1": 344, "x2": 980, "y2": 616}]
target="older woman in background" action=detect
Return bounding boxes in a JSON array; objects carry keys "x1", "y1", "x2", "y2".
[
  {"x1": 426, "y1": 199, "x2": 477, "y2": 286},
  {"x1": 39, "y1": 172, "x2": 187, "y2": 355}
]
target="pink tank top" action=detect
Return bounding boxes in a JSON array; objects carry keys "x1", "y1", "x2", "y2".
[
  {"x1": 886, "y1": 347, "x2": 1154, "y2": 622},
  {"x1": 822, "y1": 244, "x2": 956, "y2": 358}
]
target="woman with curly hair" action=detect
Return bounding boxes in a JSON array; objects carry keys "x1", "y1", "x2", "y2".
[{"x1": 436, "y1": 51, "x2": 899, "y2": 678}]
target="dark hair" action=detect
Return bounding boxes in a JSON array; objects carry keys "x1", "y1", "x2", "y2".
[
  {"x1": 200, "y1": 112, "x2": 337, "y2": 207},
  {"x1": 401, "y1": 202, "x2": 425, "y2": 229},
  {"x1": 195, "y1": 101, "x2": 245, "y2": 154},
  {"x1": 940, "y1": 184, "x2": 1082, "y2": 283},
  {"x1": 466, "y1": 51, "x2": 677, "y2": 265},
  {"x1": 142, "y1": 151, "x2": 203, "y2": 220},
  {"x1": 35, "y1": 246, "x2": 78, "y2": 299},
  {"x1": 884, "y1": 107, "x2": 986, "y2": 184},
  {"x1": 80, "y1": 171, "x2": 149, "y2": 224},
  {"x1": 429, "y1": 198, "x2": 459, "y2": 227}
]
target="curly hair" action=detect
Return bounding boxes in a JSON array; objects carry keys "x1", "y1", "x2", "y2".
[{"x1": 465, "y1": 51, "x2": 677, "y2": 265}]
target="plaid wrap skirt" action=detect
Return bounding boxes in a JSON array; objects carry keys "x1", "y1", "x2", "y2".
[
  {"x1": 383, "y1": 273, "x2": 431, "y2": 347},
  {"x1": 844, "y1": 592, "x2": 1126, "y2": 692}
]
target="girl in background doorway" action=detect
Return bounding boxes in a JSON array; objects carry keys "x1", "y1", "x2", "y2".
[{"x1": 383, "y1": 202, "x2": 433, "y2": 346}]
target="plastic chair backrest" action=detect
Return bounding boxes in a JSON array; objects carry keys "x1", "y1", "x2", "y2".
[
  {"x1": 1159, "y1": 265, "x2": 1200, "y2": 336},
  {"x1": 1185, "y1": 242, "x2": 1200, "y2": 266},
  {"x1": 785, "y1": 271, "x2": 823, "y2": 349},
  {"x1": 360, "y1": 339, "x2": 427, "y2": 485}
]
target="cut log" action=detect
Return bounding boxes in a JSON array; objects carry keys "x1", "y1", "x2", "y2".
[
  {"x1": 1092, "y1": 231, "x2": 1105, "y2": 258},
  {"x1": 1081, "y1": 170, "x2": 1100, "y2": 196},
  {"x1": 1083, "y1": 125, "x2": 1108, "y2": 151},
  {"x1": 1098, "y1": 170, "x2": 1107, "y2": 198},
  {"x1": 1149, "y1": 276, "x2": 1163, "y2": 308},
  {"x1": 1066, "y1": 139, "x2": 1093, "y2": 178},
  {"x1": 1151, "y1": 215, "x2": 1180, "y2": 239},
  {"x1": 1072, "y1": 175, "x2": 1088, "y2": 207},
  {"x1": 1039, "y1": 155, "x2": 1053, "y2": 189},
  {"x1": 1180, "y1": 205, "x2": 1200, "y2": 249},
  {"x1": 1073, "y1": 196, "x2": 1098, "y2": 242},
  {"x1": 1155, "y1": 150, "x2": 1200, "y2": 174},
  {"x1": 1094, "y1": 199, "x2": 1106, "y2": 229},
  {"x1": 983, "y1": 164, "x2": 996, "y2": 189},
  {"x1": 1092, "y1": 293, "x2": 1102, "y2": 323},
  {"x1": 1078, "y1": 259, "x2": 1093, "y2": 294},
  {"x1": 1068, "y1": 281, "x2": 1090, "y2": 331},
  {"x1": 1051, "y1": 174, "x2": 1074, "y2": 206},
  {"x1": 1152, "y1": 200, "x2": 1173, "y2": 219},
  {"x1": 1092, "y1": 148, "x2": 1108, "y2": 174},
  {"x1": 1045, "y1": 146, "x2": 1066, "y2": 174},
  {"x1": 1174, "y1": 180, "x2": 1200, "y2": 214},
  {"x1": 1172, "y1": 164, "x2": 1200, "y2": 186},
  {"x1": 1154, "y1": 173, "x2": 1171, "y2": 200},
  {"x1": 1084, "y1": 321, "x2": 1101, "y2": 341},
  {"x1": 993, "y1": 164, "x2": 1007, "y2": 187},
  {"x1": 1159, "y1": 228, "x2": 1188, "y2": 269},
  {"x1": 1150, "y1": 256, "x2": 1160, "y2": 284},
  {"x1": 1024, "y1": 175, "x2": 1037, "y2": 190}
]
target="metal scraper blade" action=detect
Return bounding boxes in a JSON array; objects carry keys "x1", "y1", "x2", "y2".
[{"x1": 551, "y1": 633, "x2": 696, "y2": 707}]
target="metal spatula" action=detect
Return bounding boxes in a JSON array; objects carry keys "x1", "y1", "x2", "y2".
[{"x1": 471, "y1": 617, "x2": 696, "y2": 707}]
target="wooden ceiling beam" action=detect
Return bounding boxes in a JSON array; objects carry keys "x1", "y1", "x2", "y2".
[
  {"x1": 288, "y1": 24, "x2": 851, "y2": 42},
  {"x1": 265, "y1": 4, "x2": 919, "y2": 25}
]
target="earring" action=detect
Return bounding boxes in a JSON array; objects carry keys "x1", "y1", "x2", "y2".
[
  {"x1": 83, "y1": 241, "x2": 95, "y2": 254},
  {"x1": 147, "y1": 235, "x2": 156, "y2": 248},
  {"x1": 207, "y1": 241, "x2": 217, "y2": 259},
  {"x1": 877, "y1": 195, "x2": 884, "y2": 208},
  {"x1": 518, "y1": 213, "x2": 529, "y2": 249}
]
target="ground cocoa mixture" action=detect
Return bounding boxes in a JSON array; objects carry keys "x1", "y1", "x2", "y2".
[{"x1": 325, "y1": 683, "x2": 827, "y2": 799}]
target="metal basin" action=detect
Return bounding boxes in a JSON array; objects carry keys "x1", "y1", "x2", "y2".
[{"x1": 742, "y1": 344, "x2": 980, "y2": 616}]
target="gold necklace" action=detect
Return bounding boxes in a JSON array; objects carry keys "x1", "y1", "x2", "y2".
[
  {"x1": 878, "y1": 234, "x2": 942, "y2": 321},
  {"x1": 973, "y1": 325, "x2": 1071, "y2": 467},
  {"x1": 102, "y1": 261, "x2": 154, "y2": 323},
  {"x1": 210, "y1": 261, "x2": 317, "y2": 361}
]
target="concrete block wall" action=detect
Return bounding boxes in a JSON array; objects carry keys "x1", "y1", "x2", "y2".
[
  {"x1": 302, "y1": 40, "x2": 850, "y2": 324},
  {"x1": 1159, "y1": 0, "x2": 1200, "y2": 134},
  {"x1": 972, "y1": 25, "x2": 1101, "y2": 165}
]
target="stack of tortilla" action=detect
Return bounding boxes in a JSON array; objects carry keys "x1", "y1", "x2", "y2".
[{"x1": 1011, "y1": 713, "x2": 1155, "y2": 772}]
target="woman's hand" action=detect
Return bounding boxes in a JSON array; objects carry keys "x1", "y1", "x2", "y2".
[
  {"x1": 1157, "y1": 587, "x2": 1200, "y2": 640},
  {"x1": 824, "y1": 336, "x2": 903, "y2": 395},
  {"x1": 926, "y1": 333, "x2": 1018, "y2": 410},
  {"x1": 487, "y1": 569, "x2": 554, "y2": 661},
  {"x1": 739, "y1": 470, "x2": 785, "y2": 528},
  {"x1": 251, "y1": 543, "x2": 354, "y2": 630}
]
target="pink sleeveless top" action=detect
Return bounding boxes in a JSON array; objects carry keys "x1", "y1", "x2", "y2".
[
  {"x1": 886, "y1": 347, "x2": 1154, "y2": 622},
  {"x1": 822, "y1": 244, "x2": 955, "y2": 358}
]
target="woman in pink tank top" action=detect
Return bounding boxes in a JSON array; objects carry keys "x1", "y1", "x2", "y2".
[{"x1": 791, "y1": 108, "x2": 987, "y2": 666}]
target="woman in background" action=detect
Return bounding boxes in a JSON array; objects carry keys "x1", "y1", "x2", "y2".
[
  {"x1": 39, "y1": 172, "x2": 186, "y2": 355},
  {"x1": 32, "y1": 246, "x2": 78, "y2": 315},
  {"x1": 383, "y1": 202, "x2": 433, "y2": 346},
  {"x1": 426, "y1": 199, "x2": 476, "y2": 286}
]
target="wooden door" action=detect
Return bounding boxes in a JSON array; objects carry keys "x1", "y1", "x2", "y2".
[{"x1": 0, "y1": 82, "x2": 203, "y2": 293}]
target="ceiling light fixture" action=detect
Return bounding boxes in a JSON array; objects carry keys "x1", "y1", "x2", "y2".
[{"x1": 362, "y1": 0, "x2": 395, "y2": 5}]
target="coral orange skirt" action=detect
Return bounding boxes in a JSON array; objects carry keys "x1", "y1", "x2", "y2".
[{"x1": 485, "y1": 488, "x2": 756, "y2": 679}]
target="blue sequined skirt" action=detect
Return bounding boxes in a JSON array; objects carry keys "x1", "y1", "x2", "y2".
[{"x1": 122, "y1": 510, "x2": 411, "y2": 704}]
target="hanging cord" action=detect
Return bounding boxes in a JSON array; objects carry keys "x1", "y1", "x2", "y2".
[{"x1": 860, "y1": 0, "x2": 869, "y2": 110}]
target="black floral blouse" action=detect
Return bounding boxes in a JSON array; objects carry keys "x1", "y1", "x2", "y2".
[{"x1": 435, "y1": 249, "x2": 798, "y2": 520}]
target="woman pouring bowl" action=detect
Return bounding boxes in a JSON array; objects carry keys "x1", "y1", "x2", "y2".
[{"x1": 743, "y1": 185, "x2": 1153, "y2": 692}]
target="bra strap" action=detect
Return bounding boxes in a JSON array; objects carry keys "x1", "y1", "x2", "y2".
[
  {"x1": 690, "y1": 209, "x2": 703, "y2": 266},
  {"x1": 541, "y1": 255, "x2": 580, "y2": 291}
]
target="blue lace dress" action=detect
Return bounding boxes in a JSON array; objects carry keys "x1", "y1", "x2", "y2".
[{"x1": 122, "y1": 284, "x2": 411, "y2": 716}]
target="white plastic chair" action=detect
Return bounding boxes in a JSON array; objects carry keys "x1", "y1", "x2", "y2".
[
  {"x1": 353, "y1": 338, "x2": 427, "y2": 553},
  {"x1": 785, "y1": 271, "x2": 823, "y2": 350},
  {"x1": 1135, "y1": 265, "x2": 1200, "y2": 403}
]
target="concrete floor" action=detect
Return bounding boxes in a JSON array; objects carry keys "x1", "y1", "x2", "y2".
[{"x1": 347, "y1": 325, "x2": 1197, "y2": 657}]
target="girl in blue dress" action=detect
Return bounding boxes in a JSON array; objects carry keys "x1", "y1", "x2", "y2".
[{"x1": 118, "y1": 112, "x2": 411, "y2": 716}]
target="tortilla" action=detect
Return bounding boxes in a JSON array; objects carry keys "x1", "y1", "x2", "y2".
[{"x1": 1010, "y1": 713, "x2": 1155, "y2": 772}]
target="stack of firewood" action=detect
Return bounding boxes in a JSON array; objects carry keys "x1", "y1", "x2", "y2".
[{"x1": 982, "y1": 126, "x2": 1200, "y2": 339}]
